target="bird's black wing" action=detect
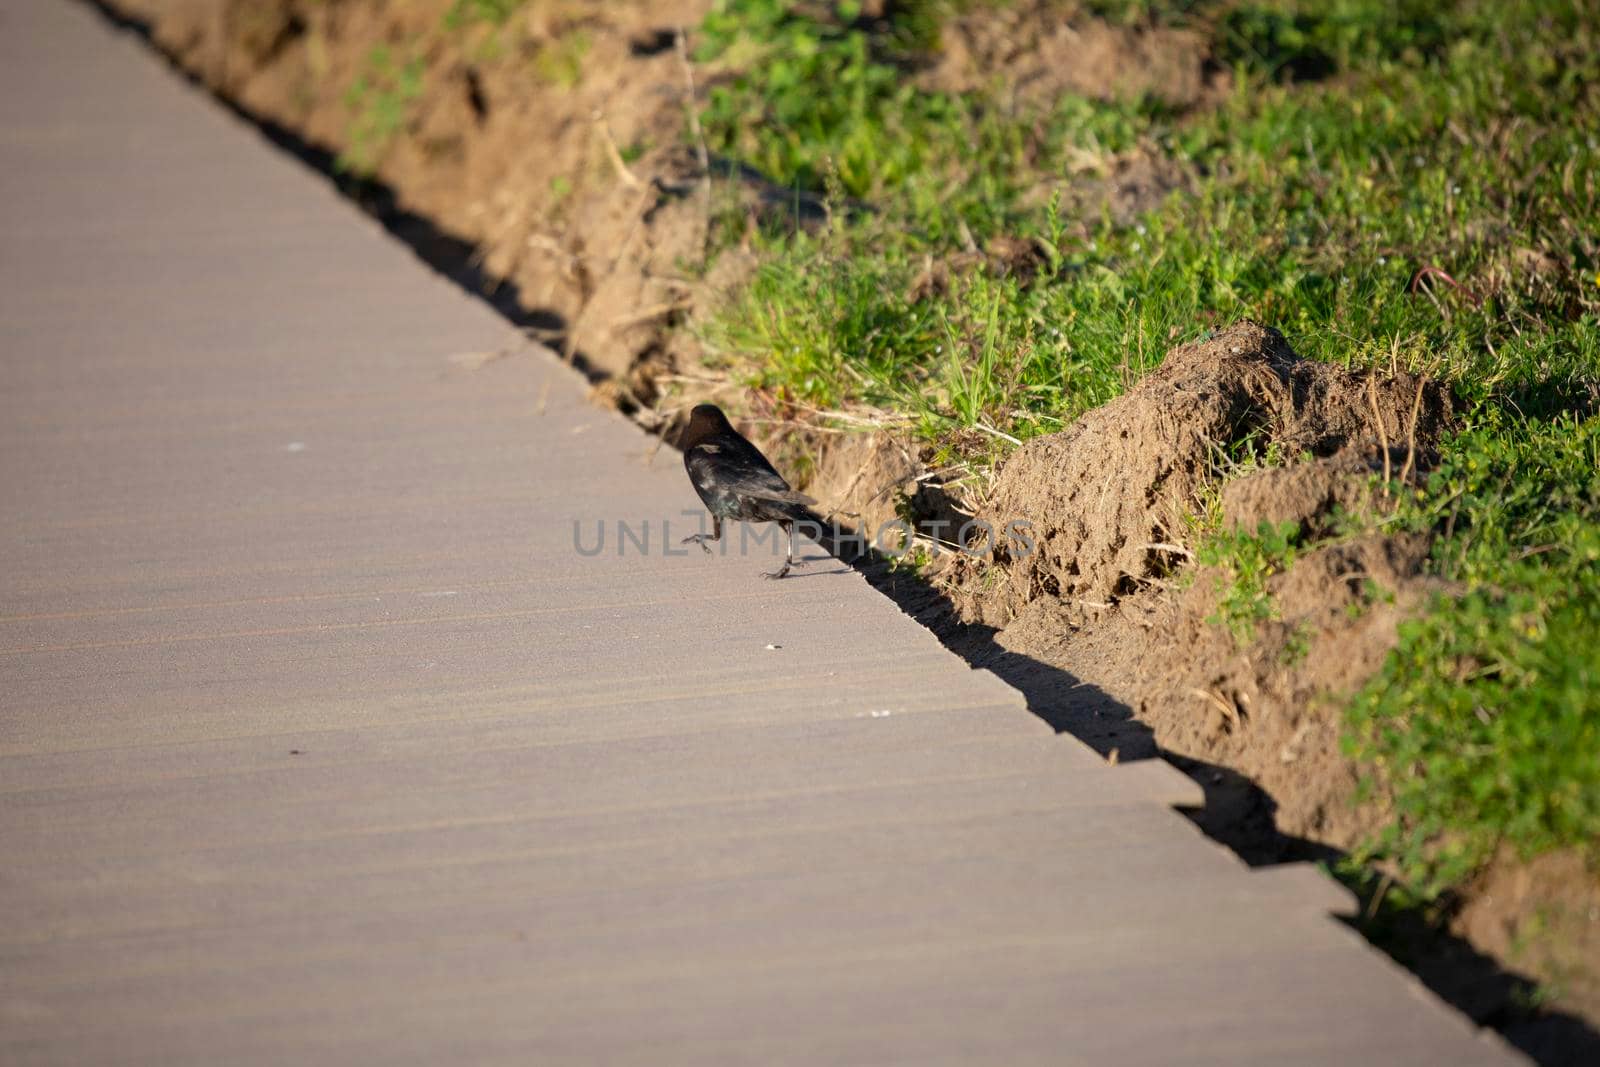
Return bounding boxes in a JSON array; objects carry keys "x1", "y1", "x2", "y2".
[{"x1": 686, "y1": 438, "x2": 816, "y2": 507}]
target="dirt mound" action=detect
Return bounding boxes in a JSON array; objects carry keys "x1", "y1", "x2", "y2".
[
  {"x1": 926, "y1": 319, "x2": 1460, "y2": 861},
  {"x1": 923, "y1": 2, "x2": 1214, "y2": 109},
  {"x1": 957, "y1": 321, "x2": 1453, "y2": 626}
]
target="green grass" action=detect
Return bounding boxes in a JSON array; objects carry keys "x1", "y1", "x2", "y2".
[
  {"x1": 692, "y1": 0, "x2": 1600, "y2": 903},
  {"x1": 701, "y1": 0, "x2": 1598, "y2": 425},
  {"x1": 337, "y1": 45, "x2": 425, "y2": 176},
  {"x1": 1346, "y1": 412, "x2": 1600, "y2": 895},
  {"x1": 1196, "y1": 519, "x2": 1303, "y2": 644},
  {"x1": 532, "y1": 29, "x2": 591, "y2": 89},
  {"x1": 697, "y1": 0, "x2": 953, "y2": 199},
  {"x1": 442, "y1": 0, "x2": 524, "y2": 30}
]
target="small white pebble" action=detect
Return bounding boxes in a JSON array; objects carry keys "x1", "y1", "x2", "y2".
[
  {"x1": 285, "y1": 441, "x2": 306, "y2": 453},
  {"x1": 764, "y1": 643, "x2": 781, "y2": 650},
  {"x1": 869, "y1": 709, "x2": 893, "y2": 718}
]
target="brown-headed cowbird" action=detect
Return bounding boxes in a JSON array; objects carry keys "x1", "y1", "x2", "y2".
[{"x1": 680, "y1": 404, "x2": 816, "y2": 579}]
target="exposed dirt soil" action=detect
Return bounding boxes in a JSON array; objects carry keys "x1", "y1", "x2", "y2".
[
  {"x1": 928, "y1": 2, "x2": 1211, "y2": 229},
  {"x1": 1462, "y1": 850, "x2": 1600, "y2": 1037},
  {"x1": 921, "y1": 2, "x2": 1218, "y2": 110},
  {"x1": 971, "y1": 528, "x2": 1434, "y2": 839},
  {"x1": 1048, "y1": 146, "x2": 1197, "y2": 228}
]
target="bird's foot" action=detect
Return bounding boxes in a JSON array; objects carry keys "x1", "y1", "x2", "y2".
[
  {"x1": 681, "y1": 533, "x2": 714, "y2": 555},
  {"x1": 762, "y1": 563, "x2": 793, "y2": 580}
]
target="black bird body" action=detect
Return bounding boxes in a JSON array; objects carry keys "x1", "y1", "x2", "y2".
[{"x1": 680, "y1": 404, "x2": 815, "y2": 579}]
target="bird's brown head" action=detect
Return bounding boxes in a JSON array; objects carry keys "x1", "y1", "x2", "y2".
[{"x1": 682, "y1": 403, "x2": 734, "y2": 448}]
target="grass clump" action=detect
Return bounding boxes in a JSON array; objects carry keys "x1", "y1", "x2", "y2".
[
  {"x1": 1347, "y1": 412, "x2": 1600, "y2": 895},
  {"x1": 1214, "y1": 0, "x2": 1449, "y2": 81},
  {"x1": 532, "y1": 29, "x2": 592, "y2": 89},
  {"x1": 338, "y1": 45, "x2": 425, "y2": 176},
  {"x1": 1196, "y1": 520, "x2": 1303, "y2": 644},
  {"x1": 696, "y1": 0, "x2": 951, "y2": 199},
  {"x1": 442, "y1": 0, "x2": 525, "y2": 29}
]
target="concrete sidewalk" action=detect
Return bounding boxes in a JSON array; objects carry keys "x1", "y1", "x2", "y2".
[{"x1": 0, "y1": 1, "x2": 1518, "y2": 1062}]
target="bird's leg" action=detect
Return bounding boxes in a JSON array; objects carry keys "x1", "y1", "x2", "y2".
[
  {"x1": 785, "y1": 518, "x2": 812, "y2": 572},
  {"x1": 763, "y1": 519, "x2": 804, "y2": 580},
  {"x1": 681, "y1": 515, "x2": 722, "y2": 554}
]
